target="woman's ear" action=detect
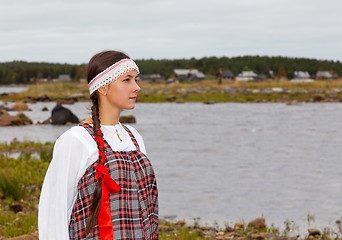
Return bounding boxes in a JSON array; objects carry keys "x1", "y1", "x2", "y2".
[{"x1": 97, "y1": 85, "x2": 109, "y2": 96}]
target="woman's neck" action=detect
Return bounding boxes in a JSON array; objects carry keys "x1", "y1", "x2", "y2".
[{"x1": 99, "y1": 108, "x2": 120, "y2": 126}]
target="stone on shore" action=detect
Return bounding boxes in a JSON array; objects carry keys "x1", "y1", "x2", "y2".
[
  {"x1": 16, "y1": 112, "x2": 33, "y2": 125},
  {"x1": 308, "y1": 228, "x2": 321, "y2": 237},
  {"x1": 12, "y1": 101, "x2": 28, "y2": 111},
  {"x1": 51, "y1": 104, "x2": 79, "y2": 125},
  {"x1": 247, "y1": 217, "x2": 266, "y2": 230},
  {"x1": 120, "y1": 115, "x2": 136, "y2": 124},
  {"x1": 0, "y1": 114, "x2": 22, "y2": 126},
  {"x1": 8, "y1": 233, "x2": 39, "y2": 240}
]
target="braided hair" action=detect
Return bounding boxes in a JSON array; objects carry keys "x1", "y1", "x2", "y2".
[{"x1": 84, "y1": 50, "x2": 130, "y2": 235}]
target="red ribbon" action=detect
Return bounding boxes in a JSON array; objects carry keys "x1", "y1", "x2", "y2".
[
  {"x1": 95, "y1": 129, "x2": 105, "y2": 164},
  {"x1": 95, "y1": 128, "x2": 121, "y2": 239},
  {"x1": 95, "y1": 164, "x2": 121, "y2": 239}
]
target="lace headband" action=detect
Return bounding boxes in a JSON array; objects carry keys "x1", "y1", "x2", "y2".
[{"x1": 88, "y1": 58, "x2": 140, "y2": 95}]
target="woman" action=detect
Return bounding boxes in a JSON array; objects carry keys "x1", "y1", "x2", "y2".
[{"x1": 38, "y1": 50, "x2": 158, "y2": 239}]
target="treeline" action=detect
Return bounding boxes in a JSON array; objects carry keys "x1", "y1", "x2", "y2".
[
  {"x1": 136, "y1": 56, "x2": 342, "y2": 79},
  {"x1": 1, "y1": 56, "x2": 342, "y2": 84},
  {"x1": 0, "y1": 61, "x2": 86, "y2": 84}
]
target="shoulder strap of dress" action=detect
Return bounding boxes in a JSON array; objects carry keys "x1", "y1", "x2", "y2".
[
  {"x1": 122, "y1": 125, "x2": 140, "y2": 151},
  {"x1": 78, "y1": 122, "x2": 96, "y2": 141}
]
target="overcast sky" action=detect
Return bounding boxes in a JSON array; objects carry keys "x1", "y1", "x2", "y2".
[{"x1": 1, "y1": 0, "x2": 341, "y2": 64}]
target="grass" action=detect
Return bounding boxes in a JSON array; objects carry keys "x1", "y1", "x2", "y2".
[
  {"x1": 0, "y1": 141, "x2": 51, "y2": 237},
  {"x1": 0, "y1": 174, "x2": 27, "y2": 201}
]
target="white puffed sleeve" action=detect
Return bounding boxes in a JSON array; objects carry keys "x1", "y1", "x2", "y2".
[{"x1": 38, "y1": 129, "x2": 96, "y2": 240}]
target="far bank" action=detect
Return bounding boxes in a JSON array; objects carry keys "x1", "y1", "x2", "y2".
[{"x1": 2, "y1": 79, "x2": 342, "y2": 104}]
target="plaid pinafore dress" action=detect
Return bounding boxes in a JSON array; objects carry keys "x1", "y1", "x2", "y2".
[{"x1": 69, "y1": 123, "x2": 158, "y2": 239}]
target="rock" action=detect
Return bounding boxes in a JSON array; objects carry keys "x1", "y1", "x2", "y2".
[
  {"x1": 8, "y1": 232, "x2": 39, "y2": 240},
  {"x1": 166, "y1": 96, "x2": 177, "y2": 102},
  {"x1": 12, "y1": 101, "x2": 28, "y2": 111},
  {"x1": 176, "y1": 220, "x2": 186, "y2": 227},
  {"x1": 41, "y1": 106, "x2": 48, "y2": 111},
  {"x1": 0, "y1": 104, "x2": 12, "y2": 112},
  {"x1": 36, "y1": 94, "x2": 51, "y2": 102},
  {"x1": 247, "y1": 217, "x2": 266, "y2": 230},
  {"x1": 203, "y1": 101, "x2": 216, "y2": 104},
  {"x1": 37, "y1": 117, "x2": 51, "y2": 125},
  {"x1": 56, "y1": 97, "x2": 77, "y2": 105},
  {"x1": 308, "y1": 228, "x2": 321, "y2": 236},
  {"x1": 22, "y1": 96, "x2": 36, "y2": 103},
  {"x1": 250, "y1": 233, "x2": 265, "y2": 240},
  {"x1": 0, "y1": 109, "x2": 10, "y2": 116},
  {"x1": 224, "y1": 226, "x2": 234, "y2": 233},
  {"x1": 0, "y1": 115, "x2": 22, "y2": 126},
  {"x1": 51, "y1": 104, "x2": 79, "y2": 125},
  {"x1": 120, "y1": 115, "x2": 136, "y2": 124},
  {"x1": 16, "y1": 112, "x2": 33, "y2": 125},
  {"x1": 313, "y1": 95, "x2": 325, "y2": 102},
  {"x1": 234, "y1": 222, "x2": 244, "y2": 230},
  {"x1": 9, "y1": 204, "x2": 23, "y2": 213}
]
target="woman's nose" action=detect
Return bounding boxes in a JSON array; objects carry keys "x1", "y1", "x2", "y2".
[{"x1": 134, "y1": 81, "x2": 141, "y2": 92}]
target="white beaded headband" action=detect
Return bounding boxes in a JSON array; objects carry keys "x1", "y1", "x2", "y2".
[{"x1": 88, "y1": 58, "x2": 140, "y2": 95}]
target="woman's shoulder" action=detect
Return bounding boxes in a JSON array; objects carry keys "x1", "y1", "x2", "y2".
[{"x1": 55, "y1": 125, "x2": 94, "y2": 145}]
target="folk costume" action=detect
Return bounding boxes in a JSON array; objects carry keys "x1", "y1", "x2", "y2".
[{"x1": 39, "y1": 58, "x2": 158, "y2": 239}]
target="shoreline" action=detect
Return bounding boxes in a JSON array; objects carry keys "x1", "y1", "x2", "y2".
[{"x1": 2, "y1": 80, "x2": 342, "y2": 104}]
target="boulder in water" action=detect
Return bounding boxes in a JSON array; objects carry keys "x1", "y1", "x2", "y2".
[{"x1": 51, "y1": 104, "x2": 79, "y2": 125}]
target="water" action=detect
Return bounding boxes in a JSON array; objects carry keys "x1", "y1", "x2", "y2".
[
  {"x1": 1, "y1": 99, "x2": 342, "y2": 234},
  {"x1": 0, "y1": 86, "x2": 29, "y2": 94}
]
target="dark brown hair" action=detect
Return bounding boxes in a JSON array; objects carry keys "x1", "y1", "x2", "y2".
[{"x1": 85, "y1": 50, "x2": 130, "y2": 235}]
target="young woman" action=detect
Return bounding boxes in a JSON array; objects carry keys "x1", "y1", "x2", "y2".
[{"x1": 38, "y1": 50, "x2": 158, "y2": 239}]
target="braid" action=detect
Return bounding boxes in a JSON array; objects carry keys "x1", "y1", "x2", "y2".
[
  {"x1": 83, "y1": 50, "x2": 130, "y2": 236},
  {"x1": 84, "y1": 92, "x2": 104, "y2": 236}
]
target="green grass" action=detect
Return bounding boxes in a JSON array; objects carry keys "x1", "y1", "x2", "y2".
[
  {"x1": 0, "y1": 174, "x2": 27, "y2": 201},
  {"x1": 0, "y1": 142, "x2": 51, "y2": 237}
]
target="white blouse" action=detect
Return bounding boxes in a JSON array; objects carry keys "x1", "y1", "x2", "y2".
[{"x1": 38, "y1": 124, "x2": 147, "y2": 240}]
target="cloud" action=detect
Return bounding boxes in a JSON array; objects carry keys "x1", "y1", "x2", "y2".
[{"x1": 0, "y1": 0, "x2": 341, "y2": 63}]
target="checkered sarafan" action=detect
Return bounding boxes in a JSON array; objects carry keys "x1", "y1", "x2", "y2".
[{"x1": 69, "y1": 123, "x2": 158, "y2": 239}]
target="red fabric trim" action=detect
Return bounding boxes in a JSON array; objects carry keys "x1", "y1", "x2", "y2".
[
  {"x1": 95, "y1": 129, "x2": 121, "y2": 239},
  {"x1": 88, "y1": 59, "x2": 132, "y2": 87}
]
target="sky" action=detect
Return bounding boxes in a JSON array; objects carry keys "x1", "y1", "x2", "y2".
[{"x1": 0, "y1": 0, "x2": 341, "y2": 64}]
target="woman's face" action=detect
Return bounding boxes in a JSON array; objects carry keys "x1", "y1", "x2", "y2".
[{"x1": 101, "y1": 69, "x2": 141, "y2": 111}]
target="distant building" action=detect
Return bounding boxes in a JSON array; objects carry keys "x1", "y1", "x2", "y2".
[
  {"x1": 217, "y1": 70, "x2": 234, "y2": 80},
  {"x1": 316, "y1": 71, "x2": 337, "y2": 80},
  {"x1": 139, "y1": 74, "x2": 163, "y2": 82},
  {"x1": 236, "y1": 71, "x2": 258, "y2": 81},
  {"x1": 174, "y1": 69, "x2": 206, "y2": 81},
  {"x1": 57, "y1": 74, "x2": 71, "y2": 82},
  {"x1": 291, "y1": 71, "x2": 314, "y2": 82}
]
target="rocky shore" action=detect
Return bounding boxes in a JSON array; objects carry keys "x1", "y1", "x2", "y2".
[
  {"x1": 3, "y1": 217, "x2": 338, "y2": 240},
  {"x1": 0, "y1": 101, "x2": 136, "y2": 126}
]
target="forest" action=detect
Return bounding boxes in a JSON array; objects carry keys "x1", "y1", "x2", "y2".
[{"x1": 0, "y1": 56, "x2": 341, "y2": 84}]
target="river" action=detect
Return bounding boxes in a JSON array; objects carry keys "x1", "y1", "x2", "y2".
[{"x1": 1, "y1": 99, "x2": 342, "y2": 234}]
